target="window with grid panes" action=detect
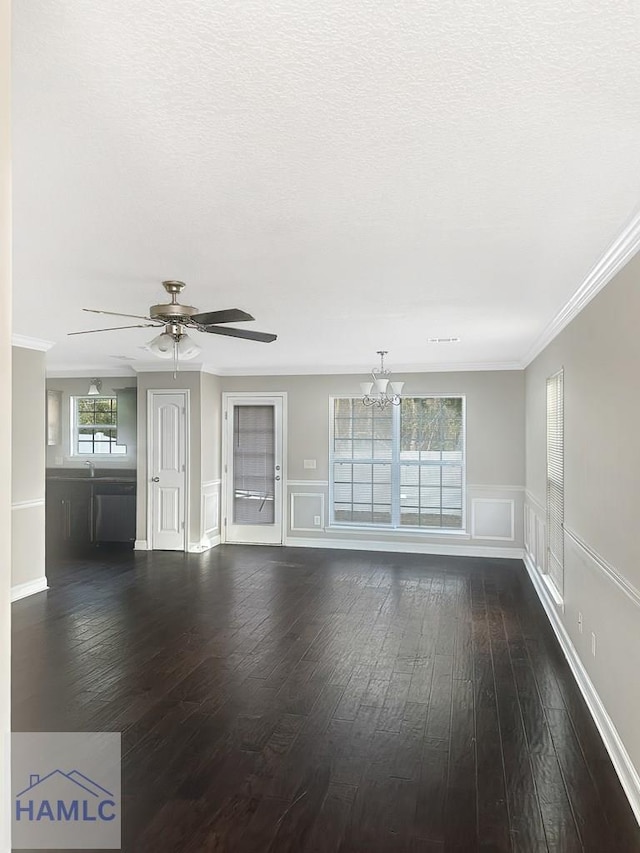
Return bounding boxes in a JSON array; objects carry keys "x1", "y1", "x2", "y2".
[
  {"x1": 73, "y1": 397, "x2": 127, "y2": 455},
  {"x1": 330, "y1": 397, "x2": 465, "y2": 529}
]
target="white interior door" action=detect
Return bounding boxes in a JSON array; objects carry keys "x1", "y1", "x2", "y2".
[
  {"x1": 223, "y1": 395, "x2": 285, "y2": 545},
  {"x1": 149, "y1": 391, "x2": 188, "y2": 551}
]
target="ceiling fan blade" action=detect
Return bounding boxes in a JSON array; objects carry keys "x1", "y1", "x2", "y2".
[
  {"x1": 83, "y1": 308, "x2": 154, "y2": 321},
  {"x1": 68, "y1": 324, "x2": 162, "y2": 336},
  {"x1": 191, "y1": 309, "x2": 255, "y2": 325},
  {"x1": 201, "y1": 325, "x2": 277, "y2": 343}
]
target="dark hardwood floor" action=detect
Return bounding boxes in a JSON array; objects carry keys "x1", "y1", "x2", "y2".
[{"x1": 12, "y1": 546, "x2": 640, "y2": 852}]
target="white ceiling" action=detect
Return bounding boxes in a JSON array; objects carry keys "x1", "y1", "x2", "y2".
[{"x1": 12, "y1": 0, "x2": 640, "y2": 374}]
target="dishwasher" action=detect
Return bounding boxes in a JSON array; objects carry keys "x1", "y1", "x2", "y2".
[{"x1": 93, "y1": 484, "x2": 136, "y2": 544}]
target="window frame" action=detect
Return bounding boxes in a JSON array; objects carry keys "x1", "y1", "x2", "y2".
[
  {"x1": 70, "y1": 395, "x2": 128, "y2": 458},
  {"x1": 328, "y1": 394, "x2": 467, "y2": 534}
]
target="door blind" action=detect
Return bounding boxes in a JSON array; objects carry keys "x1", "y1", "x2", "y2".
[
  {"x1": 232, "y1": 405, "x2": 275, "y2": 525},
  {"x1": 546, "y1": 370, "x2": 564, "y2": 594}
]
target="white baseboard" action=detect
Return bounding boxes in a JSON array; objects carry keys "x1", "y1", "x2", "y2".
[
  {"x1": 188, "y1": 534, "x2": 221, "y2": 554},
  {"x1": 11, "y1": 577, "x2": 49, "y2": 602},
  {"x1": 134, "y1": 540, "x2": 149, "y2": 551},
  {"x1": 283, "y1": 536, "x2": 524, "y2": 560},
  {"x1": 523, "y1": 552, "x2": 640, "y2": 826}
]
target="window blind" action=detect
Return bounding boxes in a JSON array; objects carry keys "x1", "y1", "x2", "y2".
[
  {"x1": 546, "y1": 370, "x2": 564, "y2": 594},
  {"x1": 232, "y1": 405, "x2": 275, "y2": 525}
]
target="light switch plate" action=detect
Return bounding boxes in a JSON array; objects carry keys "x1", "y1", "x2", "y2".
[{"x1": 303, "y1": 459, "x2": 317, "y2": 469}]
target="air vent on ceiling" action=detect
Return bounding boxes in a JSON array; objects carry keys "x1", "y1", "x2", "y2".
[{"x1": 427, "y1": 337, "x2": 460, "y2": 343}]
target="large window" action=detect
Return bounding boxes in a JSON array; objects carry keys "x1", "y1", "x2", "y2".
[
  {"x1": 330, "y1": 396, "x2": 465, "y2": 530},
  {"x1": 72, "y1": 397, "x2": 127, "y2": 455},
  {"x1": 546, "y1": 370, "x2": 564, "y2": 594}
]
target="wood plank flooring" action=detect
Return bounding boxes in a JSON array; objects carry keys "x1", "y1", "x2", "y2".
[{"x1": 11, "y1": 546, "x2": 640, "y2": 852}]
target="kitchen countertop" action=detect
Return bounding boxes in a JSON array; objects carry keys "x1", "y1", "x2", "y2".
[{"x1": 46, "y1": 469, "x2": 137, "y2": 484}]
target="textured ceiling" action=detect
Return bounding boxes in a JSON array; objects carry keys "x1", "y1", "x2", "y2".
[{"x1": 12, "y1": 0, "x2": 640, "y2": 373}]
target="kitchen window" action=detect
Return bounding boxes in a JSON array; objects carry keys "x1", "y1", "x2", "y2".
[
  {"x1": 72, "y1": 396, "x2": 127, "y2": 455},
  {"x1": 330, "y1": 396, "x2": 465, "y2": 530}
]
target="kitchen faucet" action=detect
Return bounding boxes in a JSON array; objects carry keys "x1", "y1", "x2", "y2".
[{"x1": 84, "y1": 460, "x2": 96, "y2": 477}]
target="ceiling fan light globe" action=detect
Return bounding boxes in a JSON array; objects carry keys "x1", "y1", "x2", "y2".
[
  {"x1": 147, "y1": 332, "x2": 175, "y2": 359},
  {"x1": 176, "y1": 334, "x2": 201, "y2": 360}
]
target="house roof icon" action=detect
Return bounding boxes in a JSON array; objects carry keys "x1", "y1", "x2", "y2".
[{"x1": 16, "y1": 769, "x2": 113, "y2": 799}]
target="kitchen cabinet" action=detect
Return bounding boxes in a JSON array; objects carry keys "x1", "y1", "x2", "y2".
[
  {"x1": 46, "y1": 473, "x2": 137, "y2": 555},
  {"x1": 46, "y1": 480, "x2": 92, "y2": 553},
  {"x1": 46, "y1": 390, "x2": 62, "y2": 446},
  {"x1": 116, "y1": 388, "x2": 137, "y2": 449}
]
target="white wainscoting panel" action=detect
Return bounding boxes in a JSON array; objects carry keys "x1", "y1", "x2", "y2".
[
  {"x1": 471, "y1": 498, "x2": 515, "y2": 541},
  {"x1": 193, "y1": 480, "x2": 221, "y2": 552},
  {"x1": 290, "y1": 492, "x2": 325, "y2": 532}
]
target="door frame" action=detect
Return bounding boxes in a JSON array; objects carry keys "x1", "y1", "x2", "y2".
[
  {"x1": 146, "y1": 388, "x2": 190, "y2": 552},
  {"x1": 221, "y1": 392, "x2": 288, "y2": 545}
]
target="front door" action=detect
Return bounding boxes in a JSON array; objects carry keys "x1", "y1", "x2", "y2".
[
  {"x1": 223, "y1": 395, "x2": 285, "y2": 545},
  {"x1": 149, "y1": 391, "x2": 188, "y2": 551}
]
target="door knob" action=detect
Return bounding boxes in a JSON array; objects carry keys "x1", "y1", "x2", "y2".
[
  {"x1": 151, "y1": 476, "x2": 160, "y2": 482},
  {"x1": 275, "y1": 475, "x2": 281, "y2": 481}
]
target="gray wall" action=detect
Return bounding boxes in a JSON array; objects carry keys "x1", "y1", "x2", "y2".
[
  {"x1": 0, "y1": 2, "x2": 11, "y2": 844},
  {"x1": 201, "y1": 372, "x2": 221, "y2": 483},
  {"x1": 525, "y1": 249, "x2": 640, "y2": 781},
  {"x1": 11, "y1": 347, "x2": 46, "y2": 588},
  {"x1": 45, "y1": 376, "x2": 137, "y2": 469},
  {"x1": 221, "y1": 370, "x2": 525, "y2": 549},
  {"x1": 221, "y1": 370, "x2": 525, "y2": 483}
]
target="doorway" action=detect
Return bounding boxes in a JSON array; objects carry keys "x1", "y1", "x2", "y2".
[
  {"x1": 222, "y1": 394, "x2": 286, "y2": 545},
  {"x1": 147, "y1": 390, "x2": 189, "y2": 551}
]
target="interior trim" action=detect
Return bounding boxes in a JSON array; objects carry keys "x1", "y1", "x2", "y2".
[
  {"x1": 12, "y1": 334, "x2": 56, "y2": 352},
  {"x1": 523, "y1": 551, "x2": 640, "y2": 827},
  {"x1": 11, "y1": 577, "x2": 49, "y2": 602},
  {"x1": 284, "y1": 536, "x2": 523, "y2": 559},
  {"x1": 11, "y1": 498, "x2": 45, "y2": 511},
  {"x1": 564, "y1": 525, "x2": 640, "y2": 610},
  {"x1": 523, "y1": 209, "x2": 640, "y2": 366}
]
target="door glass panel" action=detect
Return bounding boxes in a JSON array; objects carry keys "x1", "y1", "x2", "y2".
[{"x1": 233, "y1": 405, "x2": 275, "y2": 525}]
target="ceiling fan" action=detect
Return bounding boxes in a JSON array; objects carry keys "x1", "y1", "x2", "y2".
[{"x1": 69, "y1": 280, "x2": 277, "y2": 364}]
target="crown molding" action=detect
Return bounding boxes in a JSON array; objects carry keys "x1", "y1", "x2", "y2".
[
  {"x1": 203, "y1": 360, "x2": 524, "y2": 377},
  {"x1": 12, "y1": 334, "x2": 56, "y2": 352},
  {"x1": 45, "y1": 366, "x2": 137, "y2": 378},
  {"x1": 131, "y1": 361, "x2": 203, "y2": 374},
  {"x1": 523, "y1": 209, "x2": 640, "y2": 367}
]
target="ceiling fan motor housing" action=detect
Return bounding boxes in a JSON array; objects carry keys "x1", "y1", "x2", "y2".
[
  {"x1": 150, "y1": 302, "x2": 198, "y2": 321},
  {"x1": 150, "y1": 280, "x2": 198, "y2": 321}
]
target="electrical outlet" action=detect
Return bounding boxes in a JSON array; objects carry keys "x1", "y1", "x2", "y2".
[
  {"x1": 313, "y1": 515, "x2": 321, "y2": 526},
  {"x1": 304, "y1": 459, "x2": 317, "y2": 469},
  {"x1": 54, "y1": 456, "x2": 63, "y2": 466},
  {"x1": 578, "y1": 612, "x2": 583, "y2": 634},
  {"x1": 591, "y1": 632, "x2": 597, "y2": 657}
]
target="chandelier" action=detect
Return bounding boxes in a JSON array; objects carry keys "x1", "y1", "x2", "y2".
[{"x1": 360, "y1": 351, "x2": 404, "y2": 409}]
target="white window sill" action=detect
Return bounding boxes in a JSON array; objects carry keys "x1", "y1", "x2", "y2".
[
  {"x1": 326, "y1": 524, "x2": 470, "y2": 539},
  {"x1": 540, "y1": 571, "x2": 564, "y2": 611}
]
